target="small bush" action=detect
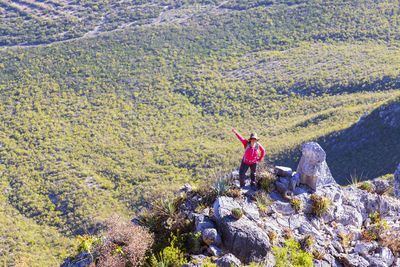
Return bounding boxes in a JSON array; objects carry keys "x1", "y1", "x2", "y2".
[
  {"x1": 76, "y1": 234, "x2": 103, "y2": 254},
  {"x1": 369, "y1": 211, "x2": 380, "y2": 224},
  {"x1": 380, "y1": 228, "x2": 400, "y2": 257},
  {"x1": 363, "y1": 216, "x2": 389, "y2": 242},
  {"x1": 272, "y1": 237, "x2": 313, "y2": 267},
  {"x1": 257, "y1": 170, "x2": 275, "y2": 193},
  {"x1": 301, "y1": 234, "x2": 315, "y2": 252},
  {"x1": 268, "y1": 230, "x2": 278, "y2": 244},
  {"x1": 194, "y1": 203, "x2": 207, "y2": 214},
  {"x1": 150, "y1": 234, "x2": 188, "y2": 267},
  {"x1": 359, "y1": 182, "x2": 373, "y2": 192},
  {"x1": 227, "y1": 188, "x2": 241, "y2": 198},
  {"x1": 283, "y1": 228, "x2": 293, "y2": 240},
  {"x1": 254, "y1": 192, "x2": 272, "y2": 215},
  {"x1": 201, "y1": 257, "x2": 217, "y2": 267},
  {"x1": 362, "y1": 213, "x2": 389, "y2": 243},
  {"x1": 313, "y1": 249, "x2": 324, "y2": 260},
  {"x1": 338, "y1": 232, "x2": 352, "y2": 252},
  {"x1": 231, "y1": 208, "x2": 243, "y2": 219},
  {"x1": 290, "y1": 197, "x2": 303, "y2": 213},
  {"x1": 96, "y1": 215, "x2": 153, "y2": 267},
  {"x1": 310, "y1": 194, "x2": 331, "y2": 217}
]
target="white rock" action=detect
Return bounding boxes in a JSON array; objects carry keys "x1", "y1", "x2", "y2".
[
  {"x1": 208, "y1": 245, "x2": 221, "y2": 257},
  {"x1": 241, "y1": 200, "x2": 260, "y2": 221},
  {"x1": 216, "y1": 253, "x2": 242, "y2": 267},
  {"x1": 296, "y1": 142, "x2": 337, "y2": 190},
  {"x1": 202, "y1": 228, "x2": 221, "y2": 246}
]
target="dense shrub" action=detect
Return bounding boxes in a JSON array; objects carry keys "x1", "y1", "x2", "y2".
[
  {"x1": 272, "y1": 237, "x2": 313, "y2": 267},
  {"x1": 96, "y1": 215, "x2": 153, "y2": 267}
]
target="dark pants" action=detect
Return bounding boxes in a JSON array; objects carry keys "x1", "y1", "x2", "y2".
[{"x1": 239, "y1": 160, "x2": 257, "y2": 187}]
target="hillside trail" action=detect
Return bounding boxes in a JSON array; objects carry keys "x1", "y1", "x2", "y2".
[{"x1": 0, "y1": 0, "x2": 231, "y2": 51}]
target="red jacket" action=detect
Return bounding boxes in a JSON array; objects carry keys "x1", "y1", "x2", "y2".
[{"x1": 235, "y1": 132, "x2": 265, "y2": 164}]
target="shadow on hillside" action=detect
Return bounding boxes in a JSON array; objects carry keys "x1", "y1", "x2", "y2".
[
  {"x1": 290, "y1": 75, "x2": 400, "y2": 96},
  {"x1": 273, "y1": 98, "x2": 400, "y2": 185}
]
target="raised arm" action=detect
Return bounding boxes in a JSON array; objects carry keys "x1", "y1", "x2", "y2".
[{"x1": 232, "y1": 128, "x2": 247, "y2": 147}]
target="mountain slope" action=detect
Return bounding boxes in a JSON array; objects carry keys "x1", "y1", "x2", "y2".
[
  {"x1": 321, "y1": 97, "x2": 400, "y2": 184},
  {"x1": 1, "y1": 0, "x2": 400, "y2": 265}
]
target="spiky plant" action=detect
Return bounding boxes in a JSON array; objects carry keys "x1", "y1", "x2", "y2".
[
  {"x1": 310, "y1": 194, "x2": 331, "y2": 217},
  {"x1": 290, "y1": 197, "x2": 303, "y2": 213},
  {"x1": 212, "y1": 175, "x2": 231, "y2": 196}
]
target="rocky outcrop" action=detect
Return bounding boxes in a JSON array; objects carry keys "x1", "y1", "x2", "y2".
[
  {"x1": 296, "y1": 142, "x2": 336, "y2": 190},
  {"x1": 170, "y1": 143, "x2": 400, "y2": 267},
  {"x1": 174, "y1": 175, "x2": 400, "y2": 267},
  {"x1": 394, "y1": 163, "x2": 400, "y2": 198},
  {"x1": 213, "y1": 196, "x2": 271, "y2": 263}
]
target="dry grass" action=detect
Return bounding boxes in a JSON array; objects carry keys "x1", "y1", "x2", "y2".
[
  {"x1": 379, "y1": 228, "x2": 400, "y2": 257},
  {"x1": 96, "y1": 215, "x2": 153, "y2": 267}
]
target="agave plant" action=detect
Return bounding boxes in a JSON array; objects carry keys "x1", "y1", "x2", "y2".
[{"x1": 212, "y1": 175, "x2": 231, "y2": 196}]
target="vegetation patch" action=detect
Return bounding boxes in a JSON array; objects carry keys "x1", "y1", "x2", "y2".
[
  {"x1": 359, "y1": 182, "x2": 373, "y2": 192},
  {"x1": 231, "y1": 208, "x2": 243, "y2": 219},
  {"x1": 310, "y1": 194, "x2": 332, "y2": 217},
  {"x1": 272, "y1": 237, "x2": 313, "y2": 267},
  {"x1": 290, "y1": 197, "x2": 303, "y2": 213}
]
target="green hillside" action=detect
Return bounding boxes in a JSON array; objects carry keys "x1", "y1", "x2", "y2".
[{"x1": 1, "y1": 0, "x2": 400, "y2": 265}]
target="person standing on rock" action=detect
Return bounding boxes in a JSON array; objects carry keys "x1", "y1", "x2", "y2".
[{"x1": 232, "y1": 128, "x2": 265, "y2": 188}]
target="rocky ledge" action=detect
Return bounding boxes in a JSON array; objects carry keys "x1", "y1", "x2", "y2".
[{"x1": 174, "y1": 142, "x2": 400, "y2": 267}]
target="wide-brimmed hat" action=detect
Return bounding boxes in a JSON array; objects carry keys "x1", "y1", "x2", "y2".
[{"x1": 249, "y1": 133, "x2": 259, "y2": 141}]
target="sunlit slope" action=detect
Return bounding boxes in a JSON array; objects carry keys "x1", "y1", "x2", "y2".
[{"x1": 1, "y1": 0, "x2": 400, "y2": 264}]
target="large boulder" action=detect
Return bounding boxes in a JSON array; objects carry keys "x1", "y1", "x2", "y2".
[
  {"x1": 213, "y1": 197, "x2": 271, "y2": 263},
  {"x1": 394, "y1": 163, "x2": 400, "y2": 198},
  {"x1": 296, "y1": 142, "x2": 337, "y2": 190}
]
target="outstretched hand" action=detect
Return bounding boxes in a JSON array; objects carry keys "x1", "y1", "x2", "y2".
[{"x1": 231, "y1": 128, "x2": 236, "y2": 133}]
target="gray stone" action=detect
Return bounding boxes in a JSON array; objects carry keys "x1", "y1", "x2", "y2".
[
  {"x1": 215, "y1": 253, "x2": 242, "y2": 267},
  {"x1": 271, "y1": 200, "x2": 295, "y2": 216},
  {"x1": 288, "y1": 214, "x2": 302, "y2": 229},
  {"x1": 395, "y1": 163, "x2": 400, "y2": 198},
  {"x1": 339, "y1": 253, "x2": 369, "y2": 267},
  {"x1": 202, "y1": 228, "x2": 222, "y2": 246},
  {"x1": 393, "y1": 257, "x2": 400, "y2": 267},
  {"x1": 290, "y1": 173, "x2": 301, "y2": 192},
  {"x1": 200, "y1": 208, "x2": 210, "y2": 217},
  {"x1": 342, "y1": 187, "x2": 365, "y2": 212},
  {"x1": 275, "y1": 166, "x2": 293, "y2": 176},
  {"x1": 208, "y1": 245, "x2": 221, "y2": 257},
  {"x1": 182, "y1": 263, "x2": 202, "y2": 267},
  {"x1": 354, "y1": 241, "x2": 377, "y2": 256},
  {"x1": 213, "y1": 196, "x2": 271, "y2": 263},
  {"x1": 275, "y1": 176, "x2": 293, "y2": 200},
  {"x1": 190, "y1": 254, "x2": 208, "y2": 262},
  {"x1": 61, "y1": 252, "x2": 93, "y2": 267},
  {"x1": 241, "y1": 200, "x2": 260, "y2": 221},
  {"x1": 336, "y1": 205, "x2": 363, "y2": 228},
  {"x1": 363, "y1": 255, "x2": 391, "y2": 267},
  {"x1": 313, "y1": 259, "x2": 332, "y2": 267},
  {"x1": 195, "y1": 214, "x2": 215, "y2": 233},
  {"x1": 371, "y1": 179, "x2": 390, "y2": 195},
  {"x1": 230, "y1": 170, "x2": 240, "y2": 180},
  {"x1": 377, "y1": 247, "x2": 395, "y2": 266},
  {"x1": 332, "y1": 240, "x2": 344, "y2": 253},
  {"x1": 296, "y1": 142, "x2": 337, "y2": 190}
]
